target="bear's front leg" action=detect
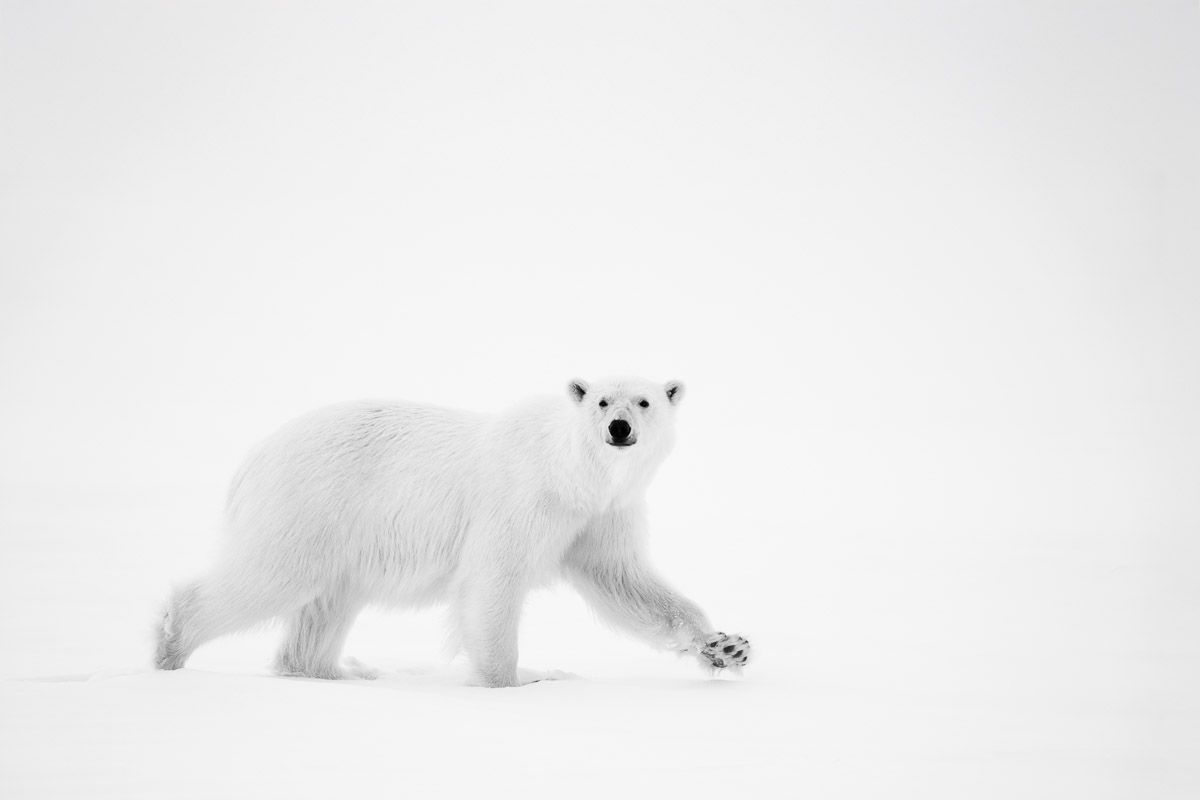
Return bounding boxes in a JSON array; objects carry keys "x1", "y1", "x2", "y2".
[
  {"x1": 456, "y1": 573, "x2": 528, "y2": 688},
  {"x1": 563, "y1": 511, "x2": 752, "y2": 677}
]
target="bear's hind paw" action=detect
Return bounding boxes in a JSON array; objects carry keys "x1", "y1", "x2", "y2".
[{"x1": 342, "y1": 657, "x2": 380, "y2": 680}]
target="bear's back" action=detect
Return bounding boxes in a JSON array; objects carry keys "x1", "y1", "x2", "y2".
[{"x1": 221, "y1": 401, "x2": 489, "y2": 575}]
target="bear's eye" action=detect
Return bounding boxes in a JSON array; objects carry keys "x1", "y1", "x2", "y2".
[
  {"x1": 639, "y1": 399, "x2": 650, "y2": 408},
  {"x1": 598, "y1": 400, "x2": 608, "y2": 408}
]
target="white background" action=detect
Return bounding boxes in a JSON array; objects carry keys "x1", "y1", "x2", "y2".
[{"x1": 2, "y1": 2, "x2": 1197, "y2": 798}]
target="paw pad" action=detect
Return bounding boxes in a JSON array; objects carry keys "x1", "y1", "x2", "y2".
[{"x1": 698, "y1": 632, "x2": 751, "y2": 670}]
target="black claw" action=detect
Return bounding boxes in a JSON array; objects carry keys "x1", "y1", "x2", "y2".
[
  {"x1": 708, "y1": 641, "x2": 719, "y2": 648},
  {"x1": 723, "y1": 645, "x2": 735, "y2": 654}
]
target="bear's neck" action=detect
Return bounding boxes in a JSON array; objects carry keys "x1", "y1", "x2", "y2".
[{"x1": 553, "y1": 419, "x2": 657, "y2": 515}]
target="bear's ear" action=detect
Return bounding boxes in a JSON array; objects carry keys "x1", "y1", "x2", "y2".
[
  {"x1": 665, "y1": 380, "x2": 685, "y2": 405},
  {"x1": 567, "y1": 378, "x2": 590, "y2": 404}
]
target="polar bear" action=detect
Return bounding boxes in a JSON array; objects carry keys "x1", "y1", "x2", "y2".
[{"x1": 155, "y1": 377, "x2": 750, "y2": 687}]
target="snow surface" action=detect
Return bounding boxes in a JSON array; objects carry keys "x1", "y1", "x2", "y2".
[{"x1": 2, "y1": 487, "x2": 1196, "y2": 798}]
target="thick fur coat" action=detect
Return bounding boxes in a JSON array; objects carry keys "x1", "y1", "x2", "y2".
[{"x1": 155, "y1": 377, "x2": 750, "y2": 686}]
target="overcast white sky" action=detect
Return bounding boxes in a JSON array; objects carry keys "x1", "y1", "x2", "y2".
[{"x1": 3, "y1": 2, "x2": 1196, "y2": 502}]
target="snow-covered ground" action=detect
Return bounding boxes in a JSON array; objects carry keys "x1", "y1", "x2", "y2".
[{"x1": 2, "y1": 482, "x2": 1196, "y2": 798}]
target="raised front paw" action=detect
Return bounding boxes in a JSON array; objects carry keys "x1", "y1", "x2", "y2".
[{"x1": 698, "y1": 632, "x2": 751, "y2": 671}]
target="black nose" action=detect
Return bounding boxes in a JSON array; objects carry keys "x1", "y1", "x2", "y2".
[{"x1": 608, "y1": 419, "x2": 632, "y2": 441}]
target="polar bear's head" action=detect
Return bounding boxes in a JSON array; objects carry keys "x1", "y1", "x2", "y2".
[{"x1": 566, "y1": 376, "x2": 685, "y2": 458}]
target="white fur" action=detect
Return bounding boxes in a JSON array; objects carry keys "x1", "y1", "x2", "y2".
[{"x1": 155, "y1": 376, "x2": 749, "y2": 687}]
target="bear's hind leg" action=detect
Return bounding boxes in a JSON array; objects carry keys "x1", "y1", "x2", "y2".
[
  {"x1": 156, "y1": 580, "x2": 205, "y2": 670},
  {"x1": 273, "y1": 593, "x2": 368, "y2": 679},
  {"x1": 156, "y1": 575, "x2": 308, "y2": 670}
]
